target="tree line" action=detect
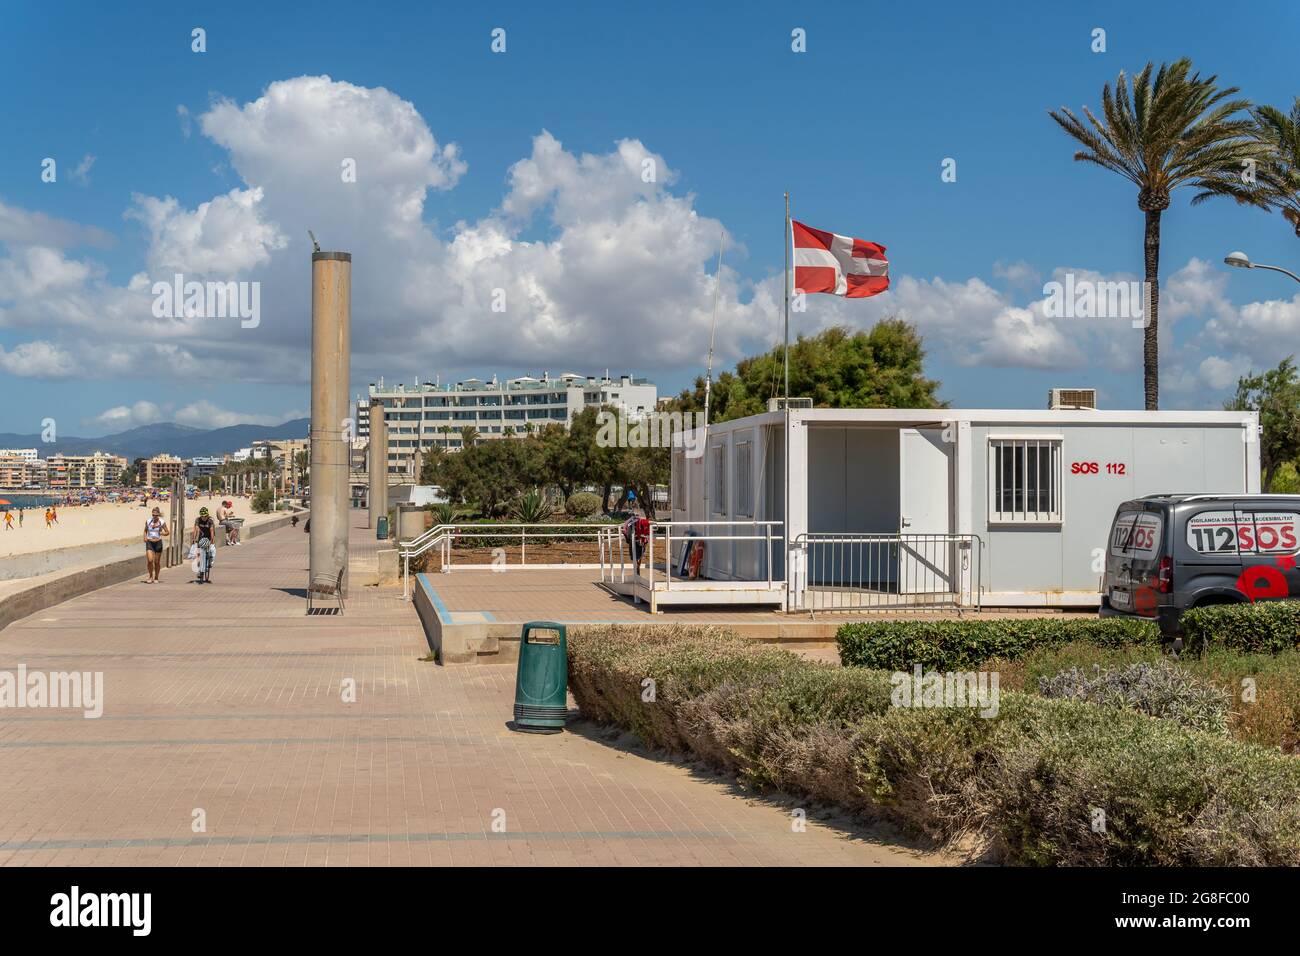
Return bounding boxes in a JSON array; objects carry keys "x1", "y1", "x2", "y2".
[{"x1": 419, "y1": 320, "x2": 941, "y2": 519}]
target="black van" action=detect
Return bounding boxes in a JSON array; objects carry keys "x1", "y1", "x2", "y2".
[{"x1": 1099, "y1": 493, "x2": 1300, "y2": 636}]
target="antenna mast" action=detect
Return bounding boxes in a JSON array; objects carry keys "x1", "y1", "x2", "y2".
[{"x1": 702, "y1": 227, "x2": 725, "y2": 426}]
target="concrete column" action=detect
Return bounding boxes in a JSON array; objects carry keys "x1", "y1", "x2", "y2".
[
  {"x1": 368, "y1": 402, "x2": 388, "y2": 530},
  {"x1": 309, "y1": 250, "x2": 352, "y2": 592}
]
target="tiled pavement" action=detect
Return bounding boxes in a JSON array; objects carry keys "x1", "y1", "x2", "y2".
[
  {"x1": 0, "y1": 511, "x2": 947, "y2": 866},
  {"x1": 427, "y1": 566, "x2": 1095, "y2": 625}
]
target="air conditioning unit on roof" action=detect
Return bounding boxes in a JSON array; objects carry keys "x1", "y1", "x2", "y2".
[
  {"x1": 767, "y1": 397, "x2": 814, "y2": 412},
  {"x1": 1047, "y1": 388, "x2": 1097, "y2": 410}
]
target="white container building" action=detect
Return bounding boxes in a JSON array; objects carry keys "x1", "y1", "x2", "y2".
[{"x1": 666, "y1": 403, "x2": 1261, "y2": 609}]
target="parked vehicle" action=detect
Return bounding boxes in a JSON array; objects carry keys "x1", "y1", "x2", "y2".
[{"x1": 1099, "y1": 493, "x2": 1300, "y2": 635}]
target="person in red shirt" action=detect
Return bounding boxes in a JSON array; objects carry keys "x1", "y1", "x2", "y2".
[{"x1": 622, "y1": 515, "x2": 651, "y2": 575}]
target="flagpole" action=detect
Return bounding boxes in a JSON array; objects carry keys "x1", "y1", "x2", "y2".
[
  {"x1": 783, "y1": 191, "x2": 791, "y2": 605},
  {"x1": 783, "y1": 192, "x2": 790, "y2": 403}
]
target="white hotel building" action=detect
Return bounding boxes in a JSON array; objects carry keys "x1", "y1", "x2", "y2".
[{"x1": 359, "y1": 372, "x2": 657, "y2": 477}]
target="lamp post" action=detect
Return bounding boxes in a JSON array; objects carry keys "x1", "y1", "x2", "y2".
[{"x1": 1224, "y1": 251, "x2": 1300, "y2": 285}]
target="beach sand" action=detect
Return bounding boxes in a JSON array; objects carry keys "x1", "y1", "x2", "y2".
[{"x1": 0, "y1": 494, "x2": 284, "y2": 559}]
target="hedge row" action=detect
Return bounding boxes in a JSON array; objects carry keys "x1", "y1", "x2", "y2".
[
  {"x1": 1181, "y1": 600, "x2": 1300, "y2": 655},
  {"x1": 836, "y1": 618, "x2": 1160, "y2": 671},
  {"x1": 567, "y1": 625, "x2": 1300, "y2": 865},
  {"x1": 992, "y1": 641, "x2": 1300, "y2": 754}
]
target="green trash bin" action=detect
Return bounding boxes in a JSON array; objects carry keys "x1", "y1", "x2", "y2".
[
  {"x1": 376, "y1": 515, "x2": 389, "y2": 540},
  {"x1": 512, "y1": 621, "x2": 567, "y2": 733}
]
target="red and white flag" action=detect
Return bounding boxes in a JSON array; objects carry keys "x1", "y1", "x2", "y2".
[{"x1": 792, "y1": 220, "x2": 889, "y2": 298}]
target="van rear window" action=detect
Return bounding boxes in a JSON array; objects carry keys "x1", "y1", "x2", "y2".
[
  {"x1": 1111, "y1": 511, "x2": 1161, "y2": 557},
  {"x1": 1186, "y1": 510, "x2": 1300, "y2": 554}
]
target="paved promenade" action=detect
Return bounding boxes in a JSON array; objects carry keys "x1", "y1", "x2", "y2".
[{"x1": 0, "y1": 512, "x2": 946, "y2": 866}]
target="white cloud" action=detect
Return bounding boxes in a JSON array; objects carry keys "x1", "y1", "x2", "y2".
[
  {"x1": 173, "y1": 400, "x2": 303, "y2": 428},
  {"x1": 69, "y1": 154, "x2": 96, "y2": 186},
  {"x1": 0, "y1": 340, "x2": 78, "y2": 378},
  {"x1": 1197, "y1": 354, "x2": 1252, "y2": 392},
  {"x1": 86, "y1": 401, "x2": 166, "y2": 430},
  {"x1": 126, "y1": 187, "x2": 286, "y2": 276},
  {"x1": 0, "y1": 73, "x2": 1287, "y2": 413},
  {"x1": 992, "y1": 259, "x2": 1039, "y2": 287},
  {"x1": 0, "y1": 201, "x2": 114, "y2": 249}
]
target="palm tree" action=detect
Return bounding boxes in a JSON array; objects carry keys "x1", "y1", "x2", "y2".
[
  {"x1": 1199, "y1": 98, "x2": 1300, "y2": 238},
  {"x1": 1050, "y1": 59, "x2": 1262, "y2": 409}
]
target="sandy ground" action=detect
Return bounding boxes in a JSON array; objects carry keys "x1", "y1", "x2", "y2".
[{"x1": 0, "y1": 493, "x2": 282, "y2": 558}]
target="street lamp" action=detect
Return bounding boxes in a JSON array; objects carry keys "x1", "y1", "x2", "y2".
[{"x1": 1224, "y1": 251, "x2": 1300, "y2": 284}]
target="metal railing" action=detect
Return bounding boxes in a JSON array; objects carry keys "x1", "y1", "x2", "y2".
[
  {"x1": 398, "y1": 522, "x2": 615, "y2": 599},
  {"x1": 601, "y1": 520, "x2": 785, "y2": 604},
  {"x1": 788, "y1": 532, "x2": 983, "y2": 613}
]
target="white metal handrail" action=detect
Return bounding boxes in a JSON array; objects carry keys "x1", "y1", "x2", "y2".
[
  {"x1": 788, "y1": 532, "x2": 984, "y2": 613},
  {"x1": 601, "y1": 520, "x2": 785, "y2": 605},
  {"x1": 399, "y1": 521, "x2": 617, "y2": 599}
]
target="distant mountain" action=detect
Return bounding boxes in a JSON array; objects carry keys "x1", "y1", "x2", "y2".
[
  {"x1": 166, "y1": 419, "x2": 310, "y2": 459},
  {"x1": 0, "y1": 418, "x2": 310, "y2": 462}
]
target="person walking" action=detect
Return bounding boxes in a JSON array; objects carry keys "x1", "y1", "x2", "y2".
[
  {"x1": 621, "y1": 515, "x2": 650, "y2": 576},
  {"x1": 44, "y1": 508, "x2": 53, "y2": 528},
  {"x1": 17, "y1": 508, "x2": 23, "y2": 527},
  {"x1": 50, "y1": 506, "x2": 59, "y2": 525},
  {"x1": 142, "y1": 506, "x2": 169, "y2": 583},
  {"x1": 3, "y1": 511, "x2": 12, "y2": 531}
]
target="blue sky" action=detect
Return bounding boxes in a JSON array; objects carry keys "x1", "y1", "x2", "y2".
[{"x1": 2, "y1": 0, "x2": 1300, "y2": 436}]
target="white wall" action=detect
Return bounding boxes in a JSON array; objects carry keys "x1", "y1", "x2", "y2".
[{"x1": 971, "y1": 422, "x2": 1253, "y2": 597}]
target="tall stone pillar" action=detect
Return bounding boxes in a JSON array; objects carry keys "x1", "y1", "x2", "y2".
[
  {"x1": 368, "y1": 402, "x2": 388, "y2": 530},
  {"x1": 309, "y1": 250, "x2": 352, "y2": 593}
]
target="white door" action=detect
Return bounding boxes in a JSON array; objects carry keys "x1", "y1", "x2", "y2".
[{"x1": 898, "y1": 428, "x2": 953, "y2": 596}]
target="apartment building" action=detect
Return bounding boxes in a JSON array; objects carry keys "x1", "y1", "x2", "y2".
[
  {"x1": 0, "y1": 456, "x2": 43, "y2": 488},
  {"x1": 0, "y1": 447, "x2": 39, "y2": 463},
  {"x1": 187, "y1": 456, "x2": 224, "y2": 480},
  {"x1": 250, "y1": 437, "x2": 310, "y2": 488},
  {"x1": 144, "y1": 454, "x2": 187, "y2": 487},
  {"x1": 358, "y1": 372, "x2": 657, "y2": 476},
  {"x1": 47, "y1": 452, "x2": 127, "y2": 489}
]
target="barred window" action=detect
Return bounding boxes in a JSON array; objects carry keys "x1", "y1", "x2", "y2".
[
  {"x1": 989, "y1": 438, "x2": 1062, "y2": 523},
  {"x1": 735, "y1": 440, "x2": 753, "y2": 517}
]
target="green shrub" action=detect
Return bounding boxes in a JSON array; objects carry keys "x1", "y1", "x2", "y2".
[
  {"x1": 250, "y1": 488, "x2": 274, "y2": 513},
  {"x1": 511, "y1": 487, "x2": 555, "y2": 523},
  {"x1": 1181, "y1": 600, "x2": 1300, "y2": 655},
  {"x1": 978, "y1": 694, "x2": 1300, "y2": 866},
  {"x1": 568, "y1": 624, "x2": 1300, "y2": 865},
  {"x1": 565, "y1": 491, "x2": 601, "y2": 518},
  {"x1": 837, "y1": 618, "x2": 1160, "y2": 671},
  {"x1": 1164, "y1": 647, "x2": 1300, "y2": 754},
  {"x1": 991, "y1": 641, "x2": 1300, "y2": 753},
  {"x1": 429, "y1": 502, "x2": 461, "y2": 526},
  {"x1": 1037, "y1": 661, "x2": 1230, "y2": 736}
]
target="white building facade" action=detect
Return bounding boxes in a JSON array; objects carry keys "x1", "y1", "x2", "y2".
[
  {"x1": 671, "y1": 406, "x2": 1261, "y2": 608},
  {"x1": 361, "y1": 372, "x2": 657, "y2": 476}
]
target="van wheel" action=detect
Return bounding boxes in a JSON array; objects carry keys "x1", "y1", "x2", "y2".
[{"x1": 1191, "y1": 595, "x2": 1243, "y2": 609}]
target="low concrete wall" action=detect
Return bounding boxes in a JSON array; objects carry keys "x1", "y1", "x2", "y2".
[
  {"x1": 0, "y1": 510, "x2": 303, "y2": 634},
  {"x1": 0, "y1": 536, "x2": 139, "y2": 582},
  {"x1": 412, "y1": 573, "x2": 520, "y2": 664}
]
